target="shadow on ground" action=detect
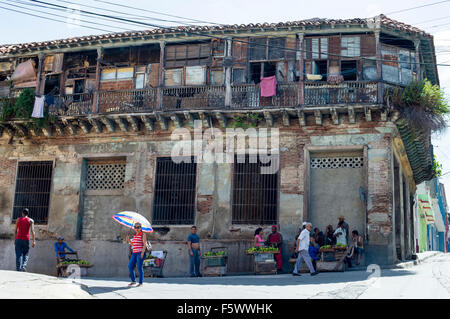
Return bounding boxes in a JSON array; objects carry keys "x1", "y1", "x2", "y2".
[{"x1": 83, "y1": 268, "x2": 414, "y2": 296}]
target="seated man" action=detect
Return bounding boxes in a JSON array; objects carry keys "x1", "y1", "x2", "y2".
[
  {"x1": 54, "y1": 236, "x2": 75, "y2": 261},
  {"x1": 344, "y1": 243, "x2": 355, "y2": 268},
  {"x1": 309, "y1": 235, "x2": 321, "y2": 272}
]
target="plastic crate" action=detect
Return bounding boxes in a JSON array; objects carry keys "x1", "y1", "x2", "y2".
[
  {"x1": 204, "y1": 256, "x2": 227, "y2": 267},
  {"x1": 255, "y1": 253, "x2": 274, "y2": 262}
]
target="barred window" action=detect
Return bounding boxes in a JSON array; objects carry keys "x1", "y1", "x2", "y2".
[
  {"x1": 152, "y1": 157, "x2": 197, "y2": 225},
  {"x1": 13, "y1": 161, "x2": 53, "y2": 224},
  {"x1": 232, "y1": 155, "x2": 278, "y2": 225},
  {"x1": 86, "y1": 159, "x2": 126, "y2": 190}
]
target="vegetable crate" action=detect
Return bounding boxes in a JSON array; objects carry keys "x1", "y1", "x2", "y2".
[
  {"x1": 201, "y1": 247, "x2": 228, "y2": 277},
  {"x1": 255, "y1": 253, "x2": 274, "y2": 262}
]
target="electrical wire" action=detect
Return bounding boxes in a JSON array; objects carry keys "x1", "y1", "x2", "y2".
[
  {"x1": 2, "y1": 0, "x2": 449, "y2": 67},
  {"x1": 3, "y1": 1, "x2": 127, "y2": 31},
  {"x1": 22, "y1": 0, "x2": 450, "y2": 67},
  {"x1": 385, "y1": 0, "x2": 450, "y2": 15},
  {"x1": 0, "y1": 5, "x2": 115, "y2": 32}
]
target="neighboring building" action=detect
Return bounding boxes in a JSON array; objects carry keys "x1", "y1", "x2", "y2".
[
  {"x1": 415, "y1": 179, "x2": 448, "y2": 253},
  {"x1": 0, "y1": 15, "x2": 440, "y2": 276}
]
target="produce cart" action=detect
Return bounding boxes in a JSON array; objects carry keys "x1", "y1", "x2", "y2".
[
  {"x1": 245, "y1": 247, "x2": 279, "y2": 275},
  {"x1": 143, "y1": 250, "x2": 167, "y2": 278},
  {"x1": 317, "y1": 245, "x2": 347, "y2": 272},
  {"x1": 288, "y1": 245, "x2": 347, "y2": 272},
  {"x1": 201, "y1": 247, "x2": 228, "y2": 277},
  {"x1": 56, "y1": 252, "x2": 93, "y2": 277}
]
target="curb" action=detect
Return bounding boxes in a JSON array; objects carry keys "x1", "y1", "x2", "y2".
[{"x1": 393, "y1": 252, "x2": 441, "y2": 269}]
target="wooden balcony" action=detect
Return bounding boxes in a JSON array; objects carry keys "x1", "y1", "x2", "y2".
[
  {"x1": 304, "y1": 81, "x2": 378, "y2": 106},
  {"x1": 1, "y1": 81, "x2": 395, "y2": 120}
]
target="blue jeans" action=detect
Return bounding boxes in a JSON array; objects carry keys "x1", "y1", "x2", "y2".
[
  {"x1": 128, "y1": 252, "x2": 144, "y2": 284},
  {"x1": 189, "y1": 249, "x2": 201, "y2": 276},
  {"x1": 15, "y1": 239, "x2": 30, "y2": 271}
]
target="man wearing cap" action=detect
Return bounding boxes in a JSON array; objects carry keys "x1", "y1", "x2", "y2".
[
  {"x1": 54, "y1": 236, "x2": 75, "y2": 261},
  {"x1": 293, "y1": 222, "x2": 318, "y2": 276},
  {"x1": 14, "y1": 208, "x2": 35, "y2": 272},
  {"x1": 337, "y1": 216, "x2": 349, "y2": 243},
  {"x1": 267, "y1": 225, "x2": 283, "y2": 273}
]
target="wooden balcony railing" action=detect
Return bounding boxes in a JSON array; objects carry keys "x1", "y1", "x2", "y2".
[
  {"x1": 161, "y1": 85, "x2": 226, "y2": 110},
  {"x1": 231, "y1": 83, "x2": 298, "y2": 109},
  {"x1": 2, "y1": 81, "x2": 399, "y2": 119},
  {"x1": 304, "y1": 81, "x2": 378, "y2": 105},
  {"x1": 98, "y1": 88, "x2": 158, "y2": 113},
  {"x1": 50, "y1": 92, "x2": 94, "y2": 116}
]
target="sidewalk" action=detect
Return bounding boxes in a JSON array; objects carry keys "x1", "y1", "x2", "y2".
[
  {"x1": 394, "y1": 251, "x2": 442, "y2": 269},
  {"x1": 0, "y1": 270, "x2": 93, "y2": 299}
]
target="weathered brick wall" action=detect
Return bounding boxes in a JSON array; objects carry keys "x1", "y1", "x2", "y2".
[{"x1": 0, "y1": 116, "x2": 413, "y2": 265}]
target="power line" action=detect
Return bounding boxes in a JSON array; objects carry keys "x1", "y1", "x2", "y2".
[
  {"x1": 54, "y1": 0, "x2": 207, "y2": 26},
  {"x1": 415, "y1": 15, "x2": 450, "y2": 25},
  {"x1": 3, "y1": 1, "x2": 127, "y2": 32},
  {"x1": 0, "y1": 5, "x2": 115, "y2": 32},
  {"x1": 386, "y1": 0, "x2": 450, "y2": 15},
  {"x1": 24, "y1": 0, "x2": 450, "y2": 67},
  {"x1": 7, "y1": 0, "x2": 159, "y2": 30},
  {"x1": 92, "y1": 0, "x2": 222, "y2": 25}
]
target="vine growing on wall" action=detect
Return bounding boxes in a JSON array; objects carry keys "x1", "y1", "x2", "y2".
[
  {"x1": 0, "y1": 88, "x2": 56, "y2": 130},
  {"x1": 432, "y1": 155, "x2": 443, "y2": 178},
  {"x1": 386, "y1": 79, "x2": 449, "y2": 133},
  {"x1": 227, "y1": 113, "x2": 264, "y2": 129}
]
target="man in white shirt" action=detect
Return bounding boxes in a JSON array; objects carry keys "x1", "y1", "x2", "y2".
[
  {"x1": 293, "y1": 222, "x2": 319, "y2": 276},
  {"x1": 334, "y1": 221, "x2": 347, "y2": 246}
]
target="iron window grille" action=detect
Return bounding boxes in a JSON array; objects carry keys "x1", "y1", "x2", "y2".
[
  {"x1": 152, "y1": 156, "x2": 197, "y2": 225},
  {"x1": 86, "y1": 160, "x2": 126, "y2": 190},
  {"x1": 232, "y1": 155, "x2": 279, "y2": 225},
  {"x1": 12, "y1": 161, "x2": 53, "y2": 224}
]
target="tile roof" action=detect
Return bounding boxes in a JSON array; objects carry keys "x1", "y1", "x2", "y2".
[{"x1": 0, "y1": 14, "x2": 432, "y2": 55}]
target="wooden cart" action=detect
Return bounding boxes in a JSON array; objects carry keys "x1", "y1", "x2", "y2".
[
  {"x1": 288, "y1": 247, "x2": 347, "y2": 272},
  {"x1": 56, "y1": 252, "x2": 93, "y2": 277},
  {"x1": 201, "y1": 247, "x2": 228, "y2": 277},
  {"x1": 245, "y1": 249, "x2": 279, "y2": 275}
]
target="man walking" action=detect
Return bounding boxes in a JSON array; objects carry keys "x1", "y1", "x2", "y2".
[
  {"x1": 14, "y1": 208, "x2": 35, "y2": 272},
  {"x1": 187, "y1": 225, "x2": 202, "y2": 277},
  {"x1": 293, "y1": 222, "x2": 318, "y2": 276}
]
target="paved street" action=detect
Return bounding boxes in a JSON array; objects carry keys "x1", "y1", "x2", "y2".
[
  {"x1": 81, "y1": 252, "x2": 450, "y2": 299},
  {"x1": 1, "y1": 252, "x2": 449, "y2": 299}
]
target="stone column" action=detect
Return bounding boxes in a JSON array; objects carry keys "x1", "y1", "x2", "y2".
[
  {"x1": 93, "y1": 47, "x2": 103, "y2": 114},
  {"x1": 297, "y1": 33, "x2": 305, "y2": 106},
  {"x1": 399, "y1": 170, "x2": 406, "y2": 260},
  {"x1": 414, "y1": 39, "x2": 421, "y2": 81},
  {"x1": 375, "y1": 30, "x2": 383, "y2": 104},
  {"x1": 224, "y1": 38, "x2": 232, "y2": 108},
  {"x1": 35, "y1": 53, "x2": 45, "y2": 95},
  {"x1": 158, "y1": 41, "x2": 166, "y2": 111}
]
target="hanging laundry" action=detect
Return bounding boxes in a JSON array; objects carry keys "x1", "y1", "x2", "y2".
[
  {"x1": 45, "y1": 94, "x2": 54, "y2": 106},
  {"x1": 260, "y1": 75, "x2": 277, "y2": 97},
  {"x1": 32, "y1": 96, "x2": 45, "y2": 118}
]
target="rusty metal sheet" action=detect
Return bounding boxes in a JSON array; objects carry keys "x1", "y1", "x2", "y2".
[
  {"x1": 11, "y1": 59, "x2": 37, "y2": 84},
  {"x1": 185, "y1": 65, "x2": 205, "y2": 85}
]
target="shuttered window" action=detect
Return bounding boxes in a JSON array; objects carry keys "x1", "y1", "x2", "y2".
[
  {"x1": 13, "y1": 161, "x2": 53, "y2": 224},
  {"x1": 232, "y1": 155, "x2": 278, "y2": 225},
  {"x1": 152, "y1": 157, "x2": 197, "y2": 225}
]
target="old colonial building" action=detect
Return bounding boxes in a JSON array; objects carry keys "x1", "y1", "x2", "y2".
[{"x1": 0, "y1": 15, "x2": 439, "y2": 276}]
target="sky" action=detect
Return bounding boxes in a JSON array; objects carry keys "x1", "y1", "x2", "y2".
[{"x1": 0, "y1": 0, "x2": 449, "y2": 194}]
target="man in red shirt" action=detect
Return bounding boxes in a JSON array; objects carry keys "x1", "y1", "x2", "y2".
[{"x1": 14, "y1": 208, "x2": 35, "y2": 272}]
